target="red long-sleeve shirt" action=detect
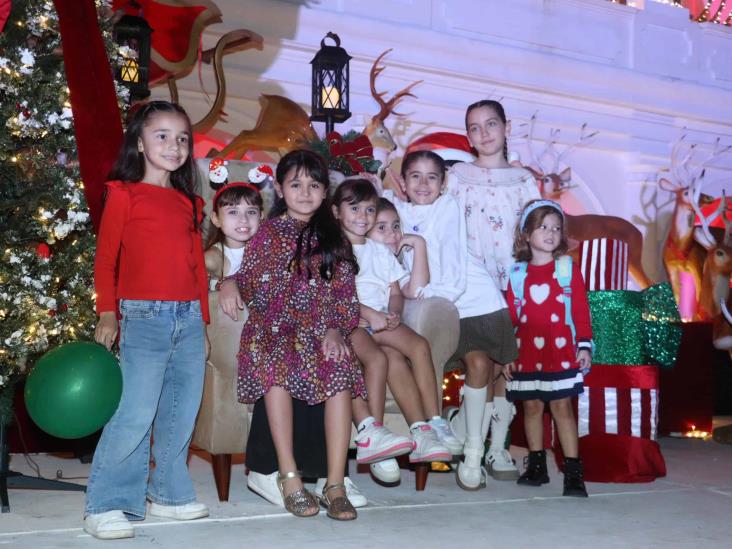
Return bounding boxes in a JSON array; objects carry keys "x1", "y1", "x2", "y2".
[{"x1": 94, "y1": 180, "x2": 209, "y2": 323}]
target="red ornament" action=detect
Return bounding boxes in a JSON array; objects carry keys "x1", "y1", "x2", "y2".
[
  {"x1": 36, "y1": 243, "x2": 52, "y2": 259},
  {"x1": 59, "y1": 304, "x2": 68, "y2": 313},
  {"x1": 327, "y1": 132, "x2": 374, "y2": 173},
  {"x1": 48, "y1": 309, "x2": 57, "y2": 317}
]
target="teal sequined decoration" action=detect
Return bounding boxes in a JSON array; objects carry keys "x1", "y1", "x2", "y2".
[{"x1": 588, "y1": 283, "x2": 681, "y2": 368}]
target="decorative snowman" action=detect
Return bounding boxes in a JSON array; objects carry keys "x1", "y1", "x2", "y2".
[{"x1": 208, "y1": 157, "x2": 229, "y2": 190}]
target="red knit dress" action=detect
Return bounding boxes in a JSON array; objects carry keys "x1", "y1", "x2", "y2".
[{"x1": 505, "y1": 259, "x2": 592, "y2": 402}]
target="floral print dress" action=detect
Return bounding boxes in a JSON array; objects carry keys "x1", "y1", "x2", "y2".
[
  {"x1": 231, "y1": 215, "x2": 366, "y2": 405},
  {"x1": 446, "y1": 164, "x2": 540, "y2": 290}
]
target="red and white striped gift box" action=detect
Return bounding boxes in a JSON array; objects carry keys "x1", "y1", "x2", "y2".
[
  {"x1": 579, "y1": 238, "x2": 629, "y2": 291},
  {"x1": 577, "y1": 365, "x2": 659, "y2": 440}
]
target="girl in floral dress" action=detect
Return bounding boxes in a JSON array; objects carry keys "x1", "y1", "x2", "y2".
[{"x1": 219, "y1": 149, "x2": 365, "y2": 520}]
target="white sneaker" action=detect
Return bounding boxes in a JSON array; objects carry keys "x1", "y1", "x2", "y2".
[
  {"x1": 83, "y1": 510, "x2": 134, "y2": 540},
  {"x1": 456, "y1": 439, "x2": 487, "y2": 491},
  {"x1": 428, "y1": 417, "x2": 464, "y2": 455},
  {"x1": 148, "y1": 501, "x2": 209, "y2": 520},
  {"x1": 247, "y1": 470, "x2": 284, "y2": 507},
  {"x1": 314, "y1": 477, "x2": 367, "y2": 508},
  {"x1": 369, "y1": 458, "x2": 401, "y2": 484},
  {"x1": 485, "y1": 448, "x2": 520, "y2": 481},
  {"x1": 409, "y1": 424, "x2": 451, "y2": 463},
  {"x1": 355, "y1": 422, "x2": 414, "y2": 464}
]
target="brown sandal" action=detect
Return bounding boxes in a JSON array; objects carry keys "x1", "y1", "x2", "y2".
[
  {"x1": 277, "y1": 471, "x2": 319, "y2": 517},
  {"x1": 320, "y1": 483, "x2": 357, "y2": 521}
]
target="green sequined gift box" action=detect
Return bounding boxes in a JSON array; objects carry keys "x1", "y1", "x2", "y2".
[{"x1": 588, "y1": 283, "x2": 681, "y2": 368}]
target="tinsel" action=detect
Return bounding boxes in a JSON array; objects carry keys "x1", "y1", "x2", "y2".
[{"x1": 588, "y1": 283, "x2": 681, "y2": 368}]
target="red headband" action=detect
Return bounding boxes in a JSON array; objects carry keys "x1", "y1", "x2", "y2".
[{"x1": 213, "y1": 182, "x2": 260, "y2": 207}]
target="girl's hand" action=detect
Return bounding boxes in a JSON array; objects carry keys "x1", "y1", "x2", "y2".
[
  {"x1": 358, "y1": 172, "x2": 383, "y2": 195},
  {"x1": 577, "y1": 349, "x2": 592, "y2": 374},
  {"x1": 385, "y1": 312, "x2": 401, "y2": 330},
  {"x1": 322, "y1": 328, "x2": 350, "y2": 362},
  {"x1": 368, "y1": 311, "x2": 389, "y2": 332},
  {"x1": 398, "y1": 233, "x2": 425, "y2": 252},
  {"x1": 95, "y1": 312, "x2": 118, "y2": 351},
  {"x1": 358, "y1": 317, "x2": 370, "y2": 328},
  {"x1": 219, "y1": 279, "x2": 244, "y2": 320},
  {"x1": 502, "y1": 362, "x2": 516, "y2": 381},
  {"x1": 386, "y1": 167, "x2": 408, "y2": 201}
]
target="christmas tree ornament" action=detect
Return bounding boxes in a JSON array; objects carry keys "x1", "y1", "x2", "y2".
[{"x1": 208, "y1": 156, "x2": 228, "y2": 190}]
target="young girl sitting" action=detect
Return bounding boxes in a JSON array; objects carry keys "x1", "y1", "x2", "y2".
[
  {"x1": 204, "y1": 182, "x2": 263, "y2": 288},
  {"x1": 503, "y1": 199, "x2": 592, "y2": 498},
  {"x1": 332, "y1": 180, "x2": 454, "y2": 478},
  {"x1": 219, "y1": 149, "x2": 365, "y2": 520},
  {"x1": 86, "y1": 101, "x2": 209, "y2": 539}
]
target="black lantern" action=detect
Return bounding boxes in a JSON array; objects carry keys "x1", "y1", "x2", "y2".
[
  {"x1": 310, "y1": 32, "x2": 351, "y2": 134},
  {"x1": 113, "y1": 7, "x2": 152, "y2": 101}
]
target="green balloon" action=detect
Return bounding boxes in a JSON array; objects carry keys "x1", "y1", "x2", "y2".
[{"x1": 24, "y1": 341, "x2": 122, "y2": 439}]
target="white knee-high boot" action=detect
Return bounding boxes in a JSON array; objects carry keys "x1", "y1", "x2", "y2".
[
  {"x1": 456, "y1": 385, "x2": 488, "y2": 490},
  {"x1": 485, "y1": 396, "x2": 519, "y2": 480}
]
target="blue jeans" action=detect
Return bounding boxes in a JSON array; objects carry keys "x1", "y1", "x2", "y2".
[{"x1": 84, "y1": 300, "x2": 205, "y2": 519}]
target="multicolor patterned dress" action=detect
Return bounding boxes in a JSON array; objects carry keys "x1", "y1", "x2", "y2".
[
  {"x1": 231, "y1": 215, "x2": 366, "y2": 405},
  {"x1": 447, "y1": 164, "x2": 540, "y2": 291},
  {"x1": 505, "y1": 260, "x2": 592, "y2": 402}
]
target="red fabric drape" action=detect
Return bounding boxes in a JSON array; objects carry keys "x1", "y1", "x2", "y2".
[{"x1": 54, "y1": 0, "x2": 123, "y2": 232}]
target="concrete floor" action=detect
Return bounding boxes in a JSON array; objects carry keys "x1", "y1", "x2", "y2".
[{"x1": 2, "y1": 434, "x2": 731, "y2": 549}]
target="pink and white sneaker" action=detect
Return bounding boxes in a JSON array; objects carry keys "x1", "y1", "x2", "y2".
[
  {"x1": 409, "y1": 424, "x2": 451, "y2": 463},
  {"x1": 355, "y1": 422, "x2": 414, "y2": 464}
]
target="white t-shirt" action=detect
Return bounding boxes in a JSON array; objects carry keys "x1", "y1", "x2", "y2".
[
  {"x1": 382, "y1": 190, "x2": 467, "y2": 303},
  {"x1": 353, "y1": 238, "x2": 409, "y2": 312},
  {"x1": 208, "y1": 243, "x2": 245, "y2": 290}
]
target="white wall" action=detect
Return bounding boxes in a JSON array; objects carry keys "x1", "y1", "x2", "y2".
[{"x1": 152, "y1": 0, "x2": 732, "y2": 284}]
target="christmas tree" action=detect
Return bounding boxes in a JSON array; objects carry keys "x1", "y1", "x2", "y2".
[{"x1": 0, "y1": 0, "x2": 124, "y2": 423}]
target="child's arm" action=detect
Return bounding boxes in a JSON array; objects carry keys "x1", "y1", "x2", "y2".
[
  {"x1": 93, "y1": 183, "x2": 128, "y2": 349},
  {"x1": 204, "y1": 246, "x2": 225, "y2": 280},
  {"x1": 322, "y1": 259, "x2": 360, "y2": 360},
  {"x1": 360, "y1": 304, "x2": 389, "y2": 332},
  {"x1": 385, "y1": 281, "x2": 403, "y2": 330},
  {"x1": 570, "y1": 262, "x2": 593, "y2": 370},
  {"x1": 399, "y1": 234, "x2": 429, "y2": 298},
  {"x1": 505, "y1": 279, "x2": 519, "y2": 325}
]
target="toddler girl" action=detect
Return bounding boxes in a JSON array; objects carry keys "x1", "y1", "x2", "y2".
[{"x1": 504, "y1": 199, "x2": 591, "y2": 497}]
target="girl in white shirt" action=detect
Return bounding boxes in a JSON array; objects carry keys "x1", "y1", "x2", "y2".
[{"x1": 332, "y1": 179, "x2": 460, "y2": 480}]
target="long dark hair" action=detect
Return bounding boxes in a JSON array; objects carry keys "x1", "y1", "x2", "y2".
[
  {"x1": 465, "y1": 99, "x2": 509, "y2": 161},
  {"x1": 331, "y1": 178, "x2": 379, "y2": 209},
  {"x1": 270, "y1": 149, "x2": 356, "y2": 280},
  {"x1": 107, "y1": 100, "x2": 200, "y2": 229},
  {"x1": 400, "y1": 150, "x2": 447, "y2": 181}
]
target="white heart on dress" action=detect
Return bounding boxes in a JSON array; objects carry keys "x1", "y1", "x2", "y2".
[
  {"x1": 518, "y1": 363, "x2": 523, "y2": 371},
  {"x1": 516, "y1": 338, "x2": 521, "y2": 349},
  {"x1": 550, "y1": 313, "x2": 559, "y2": 322},
  {"x1": 534, "y1": 337, "x2": 545, "y2": 349},
  {"x1": 520, "y1": 314, "x2": 527, "y2": 324},
  {"x1": 536, "y1": 362, "x2": 543, "y2": 371},
  {"x1": 556, "y1": 294, "x2": 564, "y2": 303},
  {"x1": 555, "y1": 337, "x2": 567, "y2": 349},
  {"x1": 561, "y1": 361, "x2": 571, "y2": 369},
  {"x1": 529, "y1": 284, "x2": 550, "y2": 305}
]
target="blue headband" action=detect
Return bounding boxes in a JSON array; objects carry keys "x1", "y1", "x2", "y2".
[{"x1": 519, "y1": 200, "x2": 564, "y2": 231}]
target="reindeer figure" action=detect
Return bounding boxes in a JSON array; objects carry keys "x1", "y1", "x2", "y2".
[
  {"x1": 521, "y1": 115, "x2": 653, "y2": 288},
  {"x1": 659, "y1": 135, "x2": 729, "y2": 321},
  {"x1": 210, "y1": 50, "x2": 421, "y2": 160},
  {"x1": 693, "y1": 195, "x2": 732, "y2": 350}
]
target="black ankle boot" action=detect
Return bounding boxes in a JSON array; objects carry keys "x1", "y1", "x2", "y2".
[
  {"x1": 517, "y1": 450, "x2": 550, "y2": 486},
  {"x1": 563, "y1": 457, "x2": 588, "y2": 497}
]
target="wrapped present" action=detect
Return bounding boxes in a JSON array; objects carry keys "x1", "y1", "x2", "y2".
[
  {"x1": 580, "y1": 238, "x2": 629, "y2": 291},
  {"x1": 589, "y1": 283, "x2": 681, "y2": 368},
  {"x1": 554, "y1": 364, "x2": 667, "y2": 483}
]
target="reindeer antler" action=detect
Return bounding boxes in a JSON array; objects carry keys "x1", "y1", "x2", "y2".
[
  {"x1": 670, "y1": 133, "x2": 731, "y2": 188},
  {"x1": 369, "y1": 49, "x2": 422, "y2": 122},
  {"x1": 552, "y1": 123, "x2": 599, "y2": 174},
  {"x1": 692, "y1": 186, "x2": 726, "y2": 249}
]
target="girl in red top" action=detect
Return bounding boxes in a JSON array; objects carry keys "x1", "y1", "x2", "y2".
[
  {"x1": 84, "y1": 101, "x2": 209, "y2": 540},
  {"x1": 503, "y1": 199, "x2": 592, "y2": 498}
]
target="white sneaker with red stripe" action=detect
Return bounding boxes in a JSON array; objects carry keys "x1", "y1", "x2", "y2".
[
  {"x1": 355, "y1": 422, "x2": 414, "y2": 464},
  {"x1": 409, "y1": 424, "x2": 451, "y2": 463}
]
